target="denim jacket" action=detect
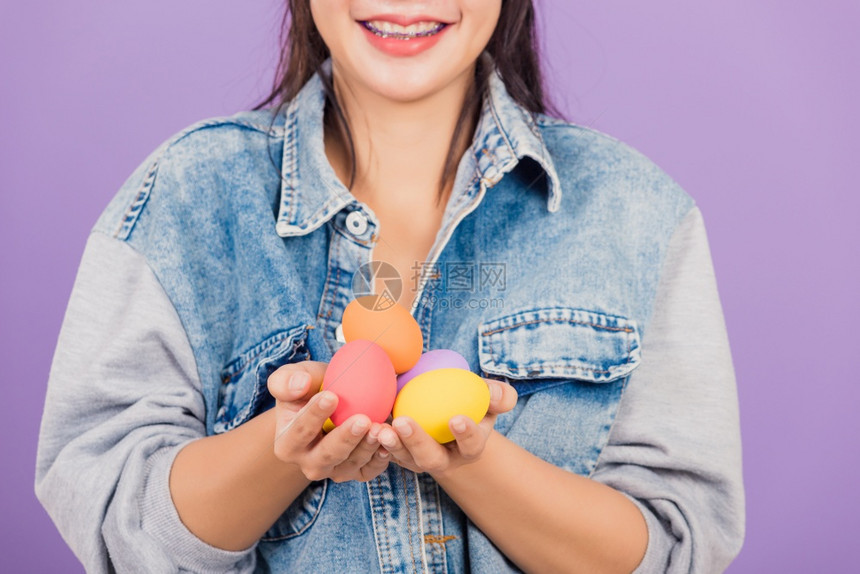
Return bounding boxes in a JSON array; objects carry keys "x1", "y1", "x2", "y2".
[{"x1": 36, "y1": 64, "x2": 744, "y2": 573}]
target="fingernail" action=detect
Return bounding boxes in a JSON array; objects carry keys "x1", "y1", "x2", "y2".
[
  {"x1": 379, "y1": 429, "x2": 397, "y2": 448},
  {"x1": 451, "y1": 417, "x2": 467, "y2": 434},
  {"x1": 490, "y1": 382, "x2": 502, "y2": 402},
  {"x1": 366, "y1": 427, "x2": 379, "y2": 445},
  {"x1": 289, "y1": 371, "x2": 310, "y2": 391},
  {"x1": 393, "y1": 418, "x2": 413, "y2": 438},
  {"x1": 351, "y1": 419, "x2": 369, "y2": 436},
  {"x1": 377, "y1": 450, "x2": 390, "y2": 459},
  {"x1": 318, "y1": 391, "x2": 335, "y2": 410}
]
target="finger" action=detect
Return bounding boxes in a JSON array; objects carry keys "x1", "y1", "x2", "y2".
[
  {"x1": 376, "y1": 424, "x2": 412, "y2": 465},
  {"x1": 449, "y1": 415, "x2": 485, "y2": 460},
  {"x1": 332, "y1": 424, "x2": 390, "y2": 482},
  {"x1": 268, "y1": 361, "x2": 329, "y2": 403},
  {"x1": 485, "y1": 379, "x2": 518, "y2": 415},
  {"x1": 306, "y1": 414, "x2": 372, "y2": 473},
  {"x1": 332, "y1": 418, "x2": 380, "y2": 471},
  {"x1": 387, "y1": 417, "x2": 450, "y2": 473},
  {"x1": 274, "y1": 391, "x2": 338, "y2": 455},
  {"x1": 358, "y1": 448, "x2": 391, "y2": 481}
]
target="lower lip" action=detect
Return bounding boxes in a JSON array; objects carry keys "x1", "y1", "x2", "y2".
[{"x1": 360, "y1": 23, "x2": 449, "y2": 57}]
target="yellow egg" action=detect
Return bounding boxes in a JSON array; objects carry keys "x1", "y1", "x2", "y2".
[{"x1": 392, "y1": 368, "x2": 490, "y2": 443}]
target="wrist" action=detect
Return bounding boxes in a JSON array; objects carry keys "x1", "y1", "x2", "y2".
[{"x1": 257, "y1": 408, "x2": 312, "y2": 483}]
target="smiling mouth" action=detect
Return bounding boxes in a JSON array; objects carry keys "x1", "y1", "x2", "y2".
[{"x1": 362, "y1": 20, "x2": 448, "y2": 40}]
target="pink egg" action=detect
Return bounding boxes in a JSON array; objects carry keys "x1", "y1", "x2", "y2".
[
  {"x1": 396, "y1": 349, "x2": 470, "y2": 393},
  {"x1": 322, "y1": 340, "x2": 397, "y2": 425}
]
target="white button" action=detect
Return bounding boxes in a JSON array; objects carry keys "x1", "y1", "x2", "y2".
[
  {"x1": 335, "y1": 323, "x2": 346, "y2": 343},
  {"x1": 345, "y1": 210, "x2": 368, "y2": 236}
]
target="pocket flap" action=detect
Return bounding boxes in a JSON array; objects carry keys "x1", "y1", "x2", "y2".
[
  {"x1": 215, "y1": 324, "x2": 313, "y2": 434},
  {"x1": 478, "y1": 307, "x2": 640, "y2": 384}
]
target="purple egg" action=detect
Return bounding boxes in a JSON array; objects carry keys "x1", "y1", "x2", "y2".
[{"x1": 396, "y1": 349, "x2": 470, "y2": 393}]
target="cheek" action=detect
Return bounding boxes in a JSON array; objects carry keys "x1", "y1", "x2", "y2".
[
  {"x1": 463, "y1": 0, "x2": 502, "y2": 50},
  {"x1": 309, "y1": 0, "x2": 348, "y2": 50}
]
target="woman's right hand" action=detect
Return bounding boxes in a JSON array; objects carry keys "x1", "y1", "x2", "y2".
[{"x1": 267, "y1": 361, "x2": 390, "y2": 483}]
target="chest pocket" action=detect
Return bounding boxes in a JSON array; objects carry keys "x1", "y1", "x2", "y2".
[
  {"x1": 215, "y1": 324, "x2": 327, "y2": 541},
  {"x1": 478, "y1": 307, "x2": 640, "y2": 476}
]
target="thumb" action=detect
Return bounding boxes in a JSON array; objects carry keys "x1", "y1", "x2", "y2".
[
  {"x1": 485, "y1": 379, "x2": 518, "y2": 415},
  {"x1": 268, "y1": 360, "x2": 329, "y2": 402}
]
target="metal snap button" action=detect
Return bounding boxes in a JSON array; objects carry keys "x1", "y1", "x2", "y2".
[{"x1": 345, "y1": 210, "x2": 368, "y2": 236}]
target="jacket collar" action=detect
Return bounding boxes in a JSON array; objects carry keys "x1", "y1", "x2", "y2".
[{"x1": 275, "y1": 62, "x2": 561, "y2": 238}]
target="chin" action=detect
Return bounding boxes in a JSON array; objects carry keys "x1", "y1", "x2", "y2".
[
  {"x1": 374, "y1": 84, "x2": 441, "y2": 103},
  {"x1": 367, "y1": 67, "x2": 471, "y2": 104}
]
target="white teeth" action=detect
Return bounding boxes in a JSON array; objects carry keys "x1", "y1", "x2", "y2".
[{"x1": 365, "y1": 20, "x2": 445, "y2": 38}]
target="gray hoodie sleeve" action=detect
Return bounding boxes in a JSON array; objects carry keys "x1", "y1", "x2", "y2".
[
  {"x1": 591, "y1": 206, "x2": 746, "y2": 573},
  {"x1": 35, "y1": 231, "x2": 256, "y2": 573}
]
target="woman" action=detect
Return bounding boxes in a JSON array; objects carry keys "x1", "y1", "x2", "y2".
[{"x1": 35, "y1": 1, "x2": 744, "y2": 572}]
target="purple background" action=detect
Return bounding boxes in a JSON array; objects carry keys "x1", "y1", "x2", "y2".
[{"x1": 2, "y1": 1, "x2": 857, "y2": 572}]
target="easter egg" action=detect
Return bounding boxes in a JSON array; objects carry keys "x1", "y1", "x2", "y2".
[
  {"x1": 396, "y1": 349, "x2": 470, "y2": 393},
  {"x1": 392, "y1": 368, "x2": 490, "y2": 443},
  {"x1": 322, "y1": 340, "x2": 397, "y2": 426},
  {"x1": 341, "y1": 295, "x2": 423, "y2": 374}
]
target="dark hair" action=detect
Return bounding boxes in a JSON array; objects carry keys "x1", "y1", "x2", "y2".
[{"x1": 255, "y1": 0, "x2": 554, "y2": 203}]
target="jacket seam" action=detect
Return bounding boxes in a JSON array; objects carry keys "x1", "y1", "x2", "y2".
[
  {"x1": 484, "y1": 92, "x2": 518, "y2": 164},
  {"x1": 113, "y1": 152, "x2": 163, "y2": 240},
  {"x1": 480, "y1": 317, "x2": 634, "y2": 336},
  {"x1": 587, "y1": 204, "x2": 700, "y2": 479},
  {"x1": 90, "y1": 230, "x2": 200, "y2": 367}
]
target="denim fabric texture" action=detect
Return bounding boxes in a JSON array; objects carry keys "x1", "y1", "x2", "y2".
[{"x1": 68, "y1": 64, "x2": 698, "y2": 572}]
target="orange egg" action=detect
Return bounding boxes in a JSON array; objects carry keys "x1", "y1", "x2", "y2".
[{"x1": 341, "y1": 295, "x2": 423, "y2": 374}]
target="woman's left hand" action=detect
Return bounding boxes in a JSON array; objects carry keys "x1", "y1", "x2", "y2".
[{"x1": 377, "y1": 379, "x2": 517, "y2": 477}]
